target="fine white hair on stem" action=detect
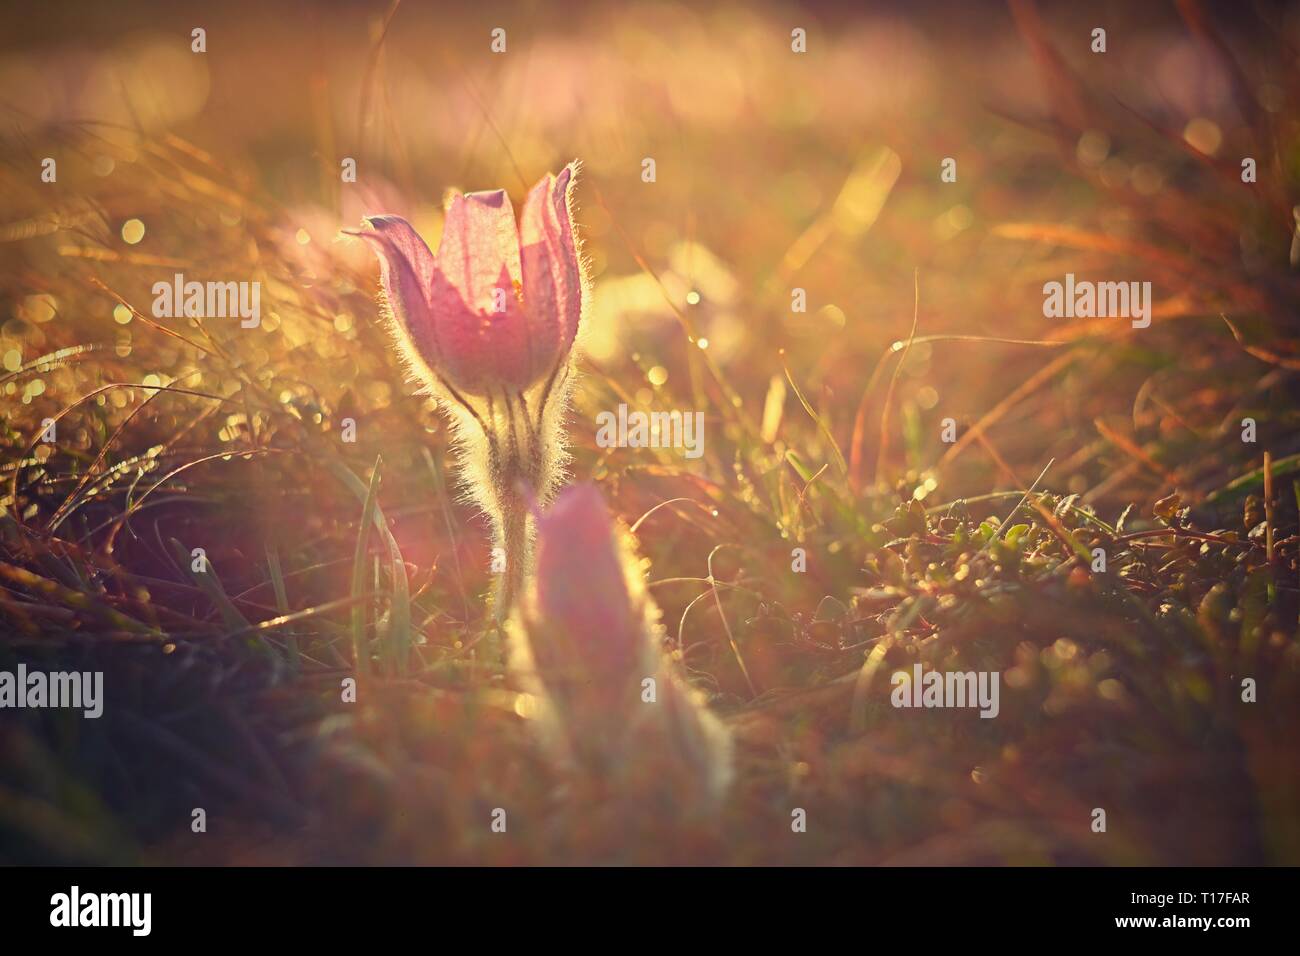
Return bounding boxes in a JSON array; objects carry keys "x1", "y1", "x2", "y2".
[
  {"x1": 371, "y1": 264, "x2": 582, "y2": 617},
  {"x1": 355, "y1": 159, "x2": 592, "y2": 619}
]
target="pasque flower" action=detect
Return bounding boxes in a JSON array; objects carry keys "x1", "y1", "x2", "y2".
[
  {"x1": 507, "y1": 483, "x2": 733, "y2": 809},
  {"x1": 346, "y1": 164, "x2": 583, "y2": 396},
  {"x1": 347, "y1": 163, "x2": 587, "y2": 616}
]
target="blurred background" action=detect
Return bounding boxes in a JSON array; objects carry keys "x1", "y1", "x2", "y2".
[{"x1": 1, "y1": 0, "x2": 1298, "y2": 865}]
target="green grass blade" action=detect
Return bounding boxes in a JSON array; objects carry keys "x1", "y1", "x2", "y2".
[
  {"x1": 264, "y1": 541, "x2": 297, "y2": 669},
  {"x1": 784, "y1": 364, "x2": 849, "y2": 479},
  {"x1": 347, "y1": 459, "x2": 382, "y2": 677},
  {"x1": 332, "y1": 455, "x2": 413, "y2": 675},
  {"x1": 167, "y1": 537, "x2": 250, "y2": 634}
]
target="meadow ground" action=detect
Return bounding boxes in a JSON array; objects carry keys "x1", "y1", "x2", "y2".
[{"x1": 1, "y1": 0, "x2": 1298, "y2": 864}]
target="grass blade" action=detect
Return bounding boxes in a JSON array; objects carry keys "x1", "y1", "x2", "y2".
[{"x1": 347, "y1": 458, "x2": 382, "y2": 677}]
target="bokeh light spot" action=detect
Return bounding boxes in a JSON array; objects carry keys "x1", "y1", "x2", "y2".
[
  {"x1": 121, "y1": 219, "x2": 146, "y2": 244},
  {"x1": 1183, "y1": 117, "x2": 1222, "y2": 156}
]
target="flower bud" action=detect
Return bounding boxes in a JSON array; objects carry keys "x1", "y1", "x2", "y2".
[{"x1": 508, "y1": 484, "x2": 733, "y2": 808}]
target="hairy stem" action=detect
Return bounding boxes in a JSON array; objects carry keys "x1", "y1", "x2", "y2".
[{"x1": 494, "y1": 485, "x2": 531, "y2": 622}]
